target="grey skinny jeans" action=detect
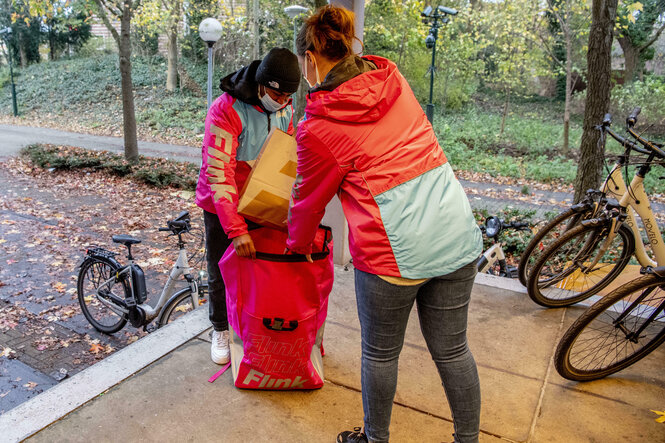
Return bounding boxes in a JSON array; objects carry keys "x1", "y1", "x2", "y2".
[{"x1": 354, "y1": 261, "x2": 481, "y2": 443}]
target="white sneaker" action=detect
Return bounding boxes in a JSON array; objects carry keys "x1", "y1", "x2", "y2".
[{"x1": 211, "y1": 330, "x2": 230, "y2": 364}]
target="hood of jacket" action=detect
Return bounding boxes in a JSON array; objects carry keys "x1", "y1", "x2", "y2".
[
  {"x1": 219, "y1": 60, "x2": 262, "y2": 107},
  {"x1": 305, "y1": 55, "x2": 402, "y2": 123}
]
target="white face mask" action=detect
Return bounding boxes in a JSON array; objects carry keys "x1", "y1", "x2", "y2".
[
  {"x1": 303, "y1": 54, "x2": 322, "y2": 89},
  {"x1": 259, "y1": 86, "x2": 286, "y2": 113}
]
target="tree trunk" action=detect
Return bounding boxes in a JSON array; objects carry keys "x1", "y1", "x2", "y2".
[
  {"x1": 563, "y1": 30, "x2": 572, "y2": 155},
  {"x1": 49, "y1": 27, "x2": 56, "y2": 61},
  {"x1": 295, "y1": 76, "x2": 307, "y2": 123},
  {"x1": 251, "y1": 0, "x2": 259, "y2": 59},
  {"x1": 18, "y1": 32, "x2": 28, "y2": 68},
  {"x1": 500, "y1": 89, "x2": 510, "y2": 136},
  {"x1": 573, "y1": 0, "x2": 618, "y2": 202},
  {"x1": 617, "y1": 36, "x2": 639, "y2": 83},
  {"x1": 119, "y1": 6, "x2": 139, "y2": 162},
  {"x1": 166, "y1": 16, "x2": 179, "y2": 92}
]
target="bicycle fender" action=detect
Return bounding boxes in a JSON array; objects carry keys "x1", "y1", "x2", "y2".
[
  {"x1": 156, "y1": 287, "x2": 200, "y2": 327},
  {"x1": 80, "y1": 254, "x2": 122, "y2": 271}
]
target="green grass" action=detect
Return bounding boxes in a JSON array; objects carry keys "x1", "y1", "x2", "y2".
[
  {"x1": 0, "y1": 53, "x2": 222, "y2": 141},
  {"x1": 435, "y1": 105, "x2": 665, "y2": 193},
  {"x1": 435, "y1": 107, "x2": 580, "y2": 184}
]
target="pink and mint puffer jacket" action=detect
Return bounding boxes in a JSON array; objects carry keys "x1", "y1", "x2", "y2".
[
  {"x1": 195, "y1": 61, "x2": 294, "y2": 238},
  {"x1": 286, "y1": 55, "x2": 481, "y2": 278}
]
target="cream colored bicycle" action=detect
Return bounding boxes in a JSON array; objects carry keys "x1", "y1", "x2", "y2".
[{"x1": 526, "y1": 108, "x2": 665, "y2": 307}]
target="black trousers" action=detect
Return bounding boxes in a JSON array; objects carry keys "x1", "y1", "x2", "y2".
[
  {"x1": 204, "y1": 210, "x2": 261, "y2": 331},
  {"x1": 204, "y1": 210, "x2": 232, "y2": 331}
]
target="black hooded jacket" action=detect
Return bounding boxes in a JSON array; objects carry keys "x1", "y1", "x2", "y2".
[{"x1": 219, "y1": 61, "x2": 262, "y2": 107}]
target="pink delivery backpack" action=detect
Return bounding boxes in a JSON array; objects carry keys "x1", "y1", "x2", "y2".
[{"x1": 220, "y1": 225, "x2": 334, "y2": 390}]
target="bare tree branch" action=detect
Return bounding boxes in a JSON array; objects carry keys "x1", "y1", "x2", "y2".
[
  {"x1": 99, "y1": 0, "x2": 123, "y2": 19},
  {"x1": 639, "y1": 20, "x2": 665, "y2": 51},
  {"x1": 94, "y1": 0, "x2": 120, "y2": 43},
  {"x1": 536, "y1": 30, "x2": 566, "y2": 69}
]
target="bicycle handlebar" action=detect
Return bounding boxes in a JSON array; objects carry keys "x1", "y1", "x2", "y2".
[
  {"x1": 597, "y1": 116, "x2": 653, "y2": 156},
  {"x1": 603, "y1": 113, "x2": 612, "y2": 127},
  {"x1": 626, "y1": 107, "x2": 641, "y2": 128},
  {"x1": 626, "y1": 126, "x2": 665, "y2": 159},
  {"x1": 158, "y1": 213, "x2": 192, "y2": 235},
  {"x1": 506, "y1": 222, "x2": 530, "y2": 230}
]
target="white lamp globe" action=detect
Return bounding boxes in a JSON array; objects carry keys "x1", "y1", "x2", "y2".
[
  {"x1": 284, "y1": 5, "x2": 308, "y2": 19},
  {"x1": 199, "y1": 18, "x2": 223, "y2": 43}
]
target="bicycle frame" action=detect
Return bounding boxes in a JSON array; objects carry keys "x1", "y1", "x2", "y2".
[
  {"x1": 599, "y1": 164, "x2": 658, "y2": 268},
  {"x1": 95, "y1": 248, "x2": 202, "y2": 322},
  {"x1": 618, "y1": 173, "x2": 665, "y2": 266},
  {"x1": 477, "y1": 243, "x2": 506, "y2": 274}
]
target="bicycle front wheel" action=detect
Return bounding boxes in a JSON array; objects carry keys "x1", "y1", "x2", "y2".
[
  {"x1": 158, "y1": 284, "x2": 209, "y2": 327},
  {"x1": 555, "y1": 273, "x2": 665, "y2": 381},
  {"x1": 527, "y1": 222, "x2": 634, "y2": 307},
  {"x1": 518, "y1": 207, "x2": 589, "y2": 286},
  {"x1": 77, "y1": 257, "x2": 129, "y2": 334}
]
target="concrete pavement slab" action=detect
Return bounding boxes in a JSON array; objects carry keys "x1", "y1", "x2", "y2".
[
  {"x1": 27, "y1": 339, "x2": 504, "y2": 443},
  {"x1": 533, "y1": 379, "x2": 665, "y2": 442}
]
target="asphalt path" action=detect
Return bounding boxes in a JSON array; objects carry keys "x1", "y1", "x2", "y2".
[{"x1": 0, "y1": 124, "x2": 200, "y2": 163}]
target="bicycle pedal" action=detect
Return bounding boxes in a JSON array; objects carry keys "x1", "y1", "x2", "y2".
[
  {"x1": 144, "y1": 323, "x2": 157, "y2": 333},
  {"x1": 505, "y1": 265, "x2": 519, "y2": 279}
]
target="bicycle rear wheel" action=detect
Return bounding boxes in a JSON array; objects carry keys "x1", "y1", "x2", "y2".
[
  {"x1": 555, "y1": 273, "x2": 665, "y2": 381},
  {"x1": 77, "y1": 256, "x2": 129, "y2": 334},
  {"x1": 157, "y1": 284, "x2": 208, "y2": 327},
  {"x1": 527, "y1": 222, "x2": 634, "y2": 307},
  {"x1": 518, "y1": 207, "x2": 589, "y2": 286}
]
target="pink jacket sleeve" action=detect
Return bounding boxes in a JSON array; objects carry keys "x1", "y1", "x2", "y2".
[
  {"x1": 286, "y1": 103, "x2": 295, "y2": 135},
  {"x1": 287, "y1": 129, "x2": 344, "y2": 253},
  {"x1": 202, "y1": 97, "x2": 248, "y2": 238}
]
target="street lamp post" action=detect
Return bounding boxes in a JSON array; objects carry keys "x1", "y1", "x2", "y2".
[
  {"x1": 0, "y1": 27, "x2": 18, "y2": 117},
  {"x1": 198, "y1": 18, "x2": 223, "y2": 110},
  {"x1": 284, "y1": 5, "x2": 308, "y2": 113},
  {"x1": 421, "y1": 6, "x2": 457, "y2": 124}
]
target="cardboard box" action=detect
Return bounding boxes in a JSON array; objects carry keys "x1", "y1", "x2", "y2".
[{"x1": 237, "y1": 128, "x2": 298, "y2": 229}]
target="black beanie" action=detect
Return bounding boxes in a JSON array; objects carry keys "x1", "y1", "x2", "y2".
[{"x1": 255, "y1": 48, "x2": 301, "y2": 94}]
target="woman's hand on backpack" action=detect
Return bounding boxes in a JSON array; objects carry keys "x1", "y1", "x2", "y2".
[
  {"x1": 233, "y1": 234, "x2": 256, "y2": 259},
  {"x1": 284, "y1": 247, "x2": 314, "y2": 263}
]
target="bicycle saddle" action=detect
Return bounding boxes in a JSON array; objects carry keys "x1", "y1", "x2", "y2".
[{"x1": 112, "y1": 235, "x2": 142, "y2": 246}]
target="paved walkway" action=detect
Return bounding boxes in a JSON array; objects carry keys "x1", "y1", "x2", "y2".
[
  {"x1": 0, "y1": 124, "x2": 199, "y2": 163},
  {"x1": 1, "y1": 270, "x2": 663, "y2": 443}
]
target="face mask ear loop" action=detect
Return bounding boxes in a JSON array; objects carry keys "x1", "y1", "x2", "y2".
[
  {"x1": 304, "y1": 52, "x2": 322, "y2": 89},
  {"x1": 314, "y1": 59, "x2": 322, "y2": 86}
]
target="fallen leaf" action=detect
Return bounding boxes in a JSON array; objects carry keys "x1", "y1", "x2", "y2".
[
  {"x1": 0, "y1": 347, "x2": 15, "y2": 357},
  {"x1": 89, "y1": 343, "x2": 104, "y2": 354}
]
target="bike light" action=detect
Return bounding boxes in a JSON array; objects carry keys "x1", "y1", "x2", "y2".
[{"x1": 485, "y1": 216, "x2": 501, "y2": 238}]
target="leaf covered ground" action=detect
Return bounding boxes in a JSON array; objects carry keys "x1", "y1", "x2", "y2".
[{"x1": 0, "y1": 153, "x2": 205, "y2": 410}]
